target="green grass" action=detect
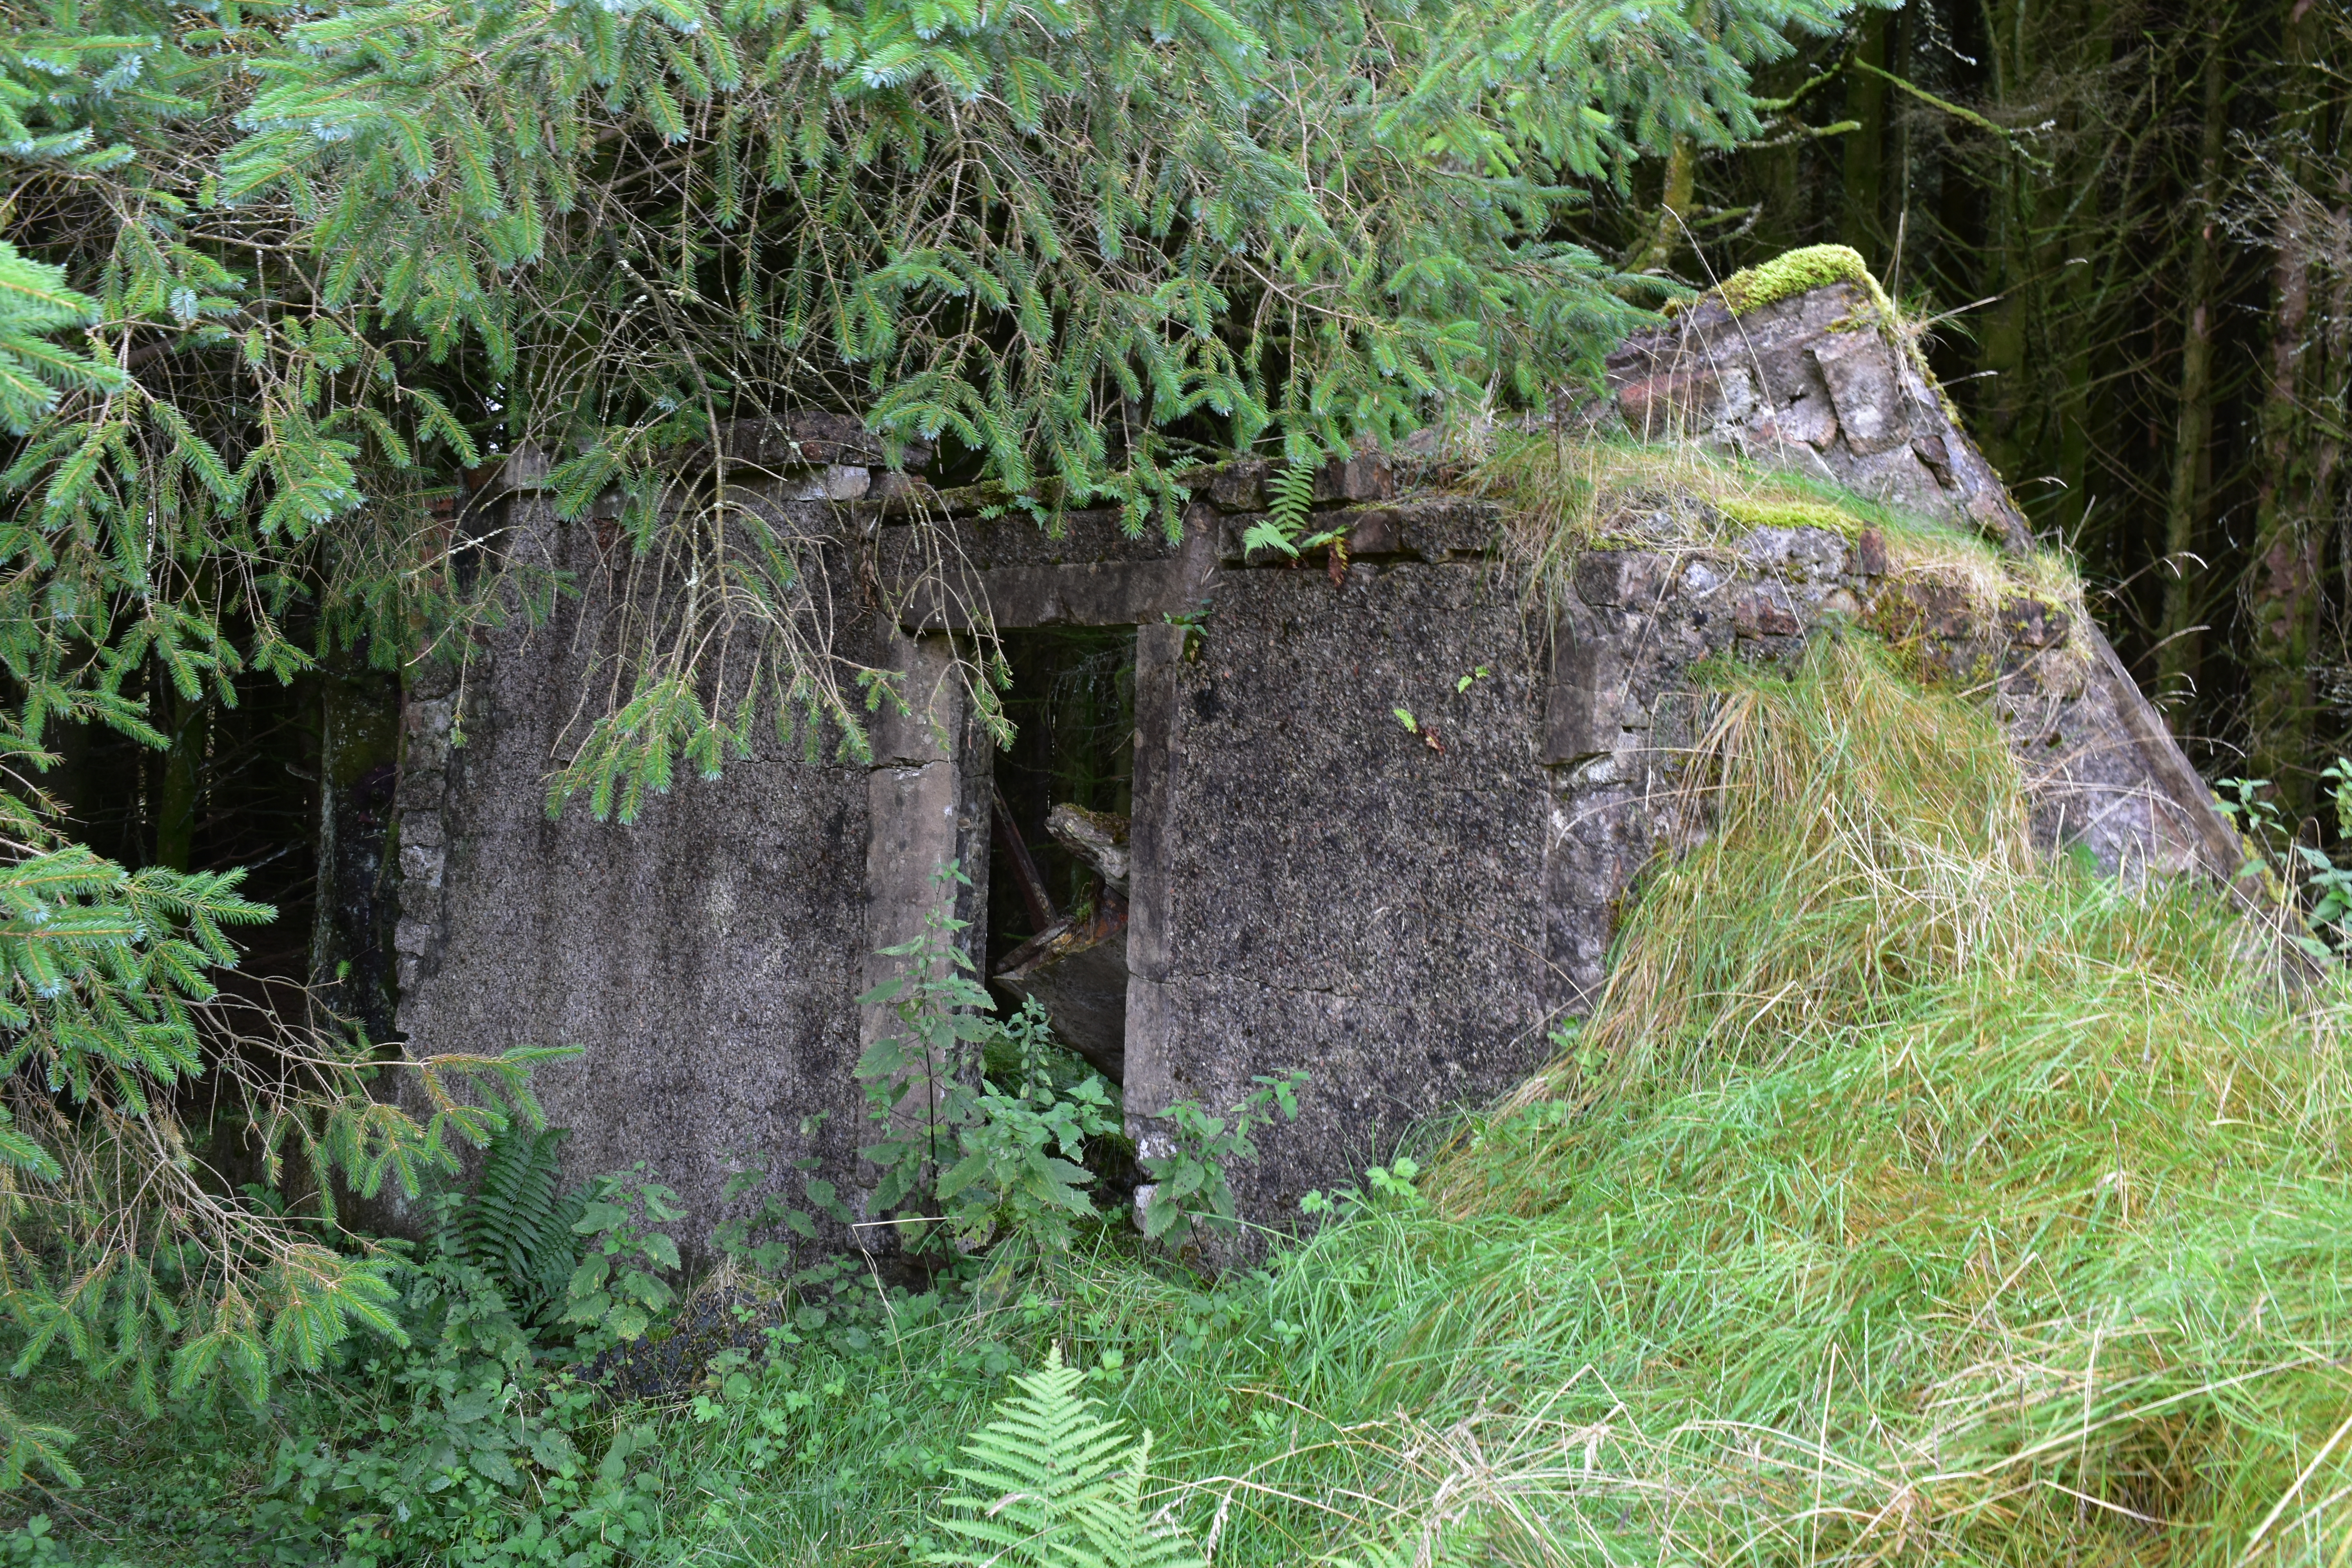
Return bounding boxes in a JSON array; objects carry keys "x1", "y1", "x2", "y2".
[
  {"x1": 9, "y1": 641, "x2": 2352, "y2": 1566},
  {"x1": 1424, "y1": 641, "x2": 2352, "y2": 1564}
]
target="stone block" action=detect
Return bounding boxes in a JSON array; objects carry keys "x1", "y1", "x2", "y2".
[
  {"x1": 1731, "y1": 588, "x2": 1801, "y2": 638},
  {"x1": 1313, "y1": 453, "x2": 1394, "y2": 504},
  {"x1": 1544, "y1": 609, "x2": 1625, "y2": 764},
  {"x1": 404, "y1": 725, "x2": 450, "y2": 775},
  {"x1": 2002, "y1": 596, "x2": 2069, "y2": 650},
  {"x1": 871, "y1": 471, "x2": 934, "y2": 506},
  {"x1": 502, "y1": 444, "x2": 552, "y2": 490},
  {"x1": 398, "y1": 841, "x2": 445, "y2": 888},
  {"x1": 785, "y1": 464, "x2": 871, "y2": 502},
  {"x1": 1209, "y1": 461, "x2": 1269, "y2": 512},
  {"x1": 1616, "y1": 368, "x2": 1723, "y2": 440},
  {"x1": 1851, "y1": 526, "x2": 1889, "y2": 577},
  {"x1": 867, "y1": 633, "x2": 959, "y2": 766},
  {"x1": 1911, "y1": 429, "x2": 1956, "y2": 488},
  {"x1": 1809, "y1": 331, "x2": 1911, "y2": 456},
  {"x1": 409, "y1": 658, "x2": 461, "y2": 702},
  {"x1": 1737, "y1": 526, "x2": 1847, "y2": 584},
  {"x1": 1574, "y1": 550, "x2": 1670, "y2": 608},
  {"x1": 405, "y1": 695, "x2": 455, "y2": 737},
  {"x1": 393, "y1": 767, "x2": 445, "y2": 811}
]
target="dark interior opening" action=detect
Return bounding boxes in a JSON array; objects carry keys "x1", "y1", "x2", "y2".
[
  {"x1": 983, "y1": 624, "x2": 1138, "y2": 1083},
  {"x1": 984, "y1": 625, "x2": 1137, "y2": 965}
]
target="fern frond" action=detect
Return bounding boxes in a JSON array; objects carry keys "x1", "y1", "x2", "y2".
[
  {"x1": 450, "y1": 1123, "x2": 589, "y2": 1324},
  {"x1": 930, "y1": 1347, "x2": 1203, "y2": 1568}
]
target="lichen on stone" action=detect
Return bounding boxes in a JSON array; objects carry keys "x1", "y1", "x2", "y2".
[{"x1": 1713, "y1": 243, "x2": 1895, "y2": 318}]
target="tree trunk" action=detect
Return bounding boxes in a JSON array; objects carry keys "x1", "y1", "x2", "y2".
[
  {"x1": 1976, "y1": 0, "x2": 2036, "y2": 487},
  {"x1": 1627, "y1": 134, "x2": 1698, "y2": 275},
  {"x1": 156, "y1": 679, "x2": 201, "y2": 871},
  {"x1": 1839, "y1": 10, "x2": 1891, "y2": 273},
  {"x1": 2156, "y1": 18, "x2": 2234, "y2": 712},
  {"x1": 2245, "y1": 0, "x2": 2324, "y2": 815}
]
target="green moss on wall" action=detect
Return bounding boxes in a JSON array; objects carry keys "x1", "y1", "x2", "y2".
[{"x1": 1711, "y1": 496, "x2": 1869, "y2": 537}]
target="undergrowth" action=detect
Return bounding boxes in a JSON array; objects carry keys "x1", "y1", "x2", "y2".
[
  {"x1": 8, "y1": 639, "x2": 2350, "y2": 1566},
  {"x1": 1422, "y1": 638, "x2": 2352, "y2": 1563}
]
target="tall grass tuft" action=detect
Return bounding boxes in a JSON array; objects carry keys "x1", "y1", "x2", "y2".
[{"x1": 1386, "y1": 636, "x2": 2352, "y2": 1564}]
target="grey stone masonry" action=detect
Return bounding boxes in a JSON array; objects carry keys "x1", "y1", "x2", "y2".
[
  {"x1": 1594, "y1": 279, "x2": 2241, "y2": 884},
  {"x1": 1600, "y1": 281, "x2": 2032, "y2": 553}
]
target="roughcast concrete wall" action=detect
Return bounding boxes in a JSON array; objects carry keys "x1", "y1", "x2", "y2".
[
  {"x1": 1128, "y1": 516, "x2": 1556, "y2": 1222},
  {"x1": 391, "y1": 496, "x2": 991, "y2": 1249}
]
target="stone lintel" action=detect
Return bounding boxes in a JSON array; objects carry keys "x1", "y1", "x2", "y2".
[
  {"x1": 895, "y1": 503, "x2": 1220, "y2": 631},
  {"x1": 899, "y1": 561, "x2": 1197, "y2": 631}
]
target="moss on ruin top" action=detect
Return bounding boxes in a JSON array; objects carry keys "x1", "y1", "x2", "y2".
[
  {"x1": 1466, "y1": 430, "x2": 2085, "y2": 646},
  {"x1": 1711, "y1": 496, "x2": 1870, "y2": 538},
  {"x1": 1713, "y1": 244, "x2": 1895, "y2": 318}
]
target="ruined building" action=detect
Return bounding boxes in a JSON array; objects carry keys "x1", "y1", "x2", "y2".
[{"x1": 387, "y1": 256, "x2": 2241, "y2": 1252}]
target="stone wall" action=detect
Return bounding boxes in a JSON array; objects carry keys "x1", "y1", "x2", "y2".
[
  {"x1": 392, "y1": 279, "x2": 2243, "y2": 1255},
  {"x1": 1603, "y1": 279, "x2": 2031, "y2": 552},
  {"x1": 1597, "y1": 278, "x2": 2241, "y2": 884}
]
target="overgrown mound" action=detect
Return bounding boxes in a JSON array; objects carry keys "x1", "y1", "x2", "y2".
[{"x1": 1376, "y1": 638, "x2": 2352, "y2": 1562}]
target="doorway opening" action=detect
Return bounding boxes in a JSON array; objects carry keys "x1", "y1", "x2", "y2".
[{"x1": 984, "y1": 624, "x2": 1137, "y2": 1081}]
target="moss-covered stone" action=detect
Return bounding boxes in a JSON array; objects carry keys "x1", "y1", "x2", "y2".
[
  {"x1": 1713, "y1": 496, "x2": 1869, "y2": 538},
  {"x1": 1713, "y1": 244, "x2": 1895, "y2": 319}
]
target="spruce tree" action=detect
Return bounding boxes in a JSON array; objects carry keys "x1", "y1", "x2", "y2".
[{"x1": 0, "y1": 0, "x2": 1869, "y2": 1470}]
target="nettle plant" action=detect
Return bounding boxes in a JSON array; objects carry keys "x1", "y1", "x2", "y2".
[
  {"x1": 1134, "y1": 1071, "x2": 1307, "y2": 1243},
  {"x1": 2216, "y1": 762, "x2": 2352, "y2": 959},
  {"x1": 857, "y1": 864, "x2": 1302, "y2": 1259},
  {"x1": 858, "y1": 868, "x2": 1120, "y2": 1256}
]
